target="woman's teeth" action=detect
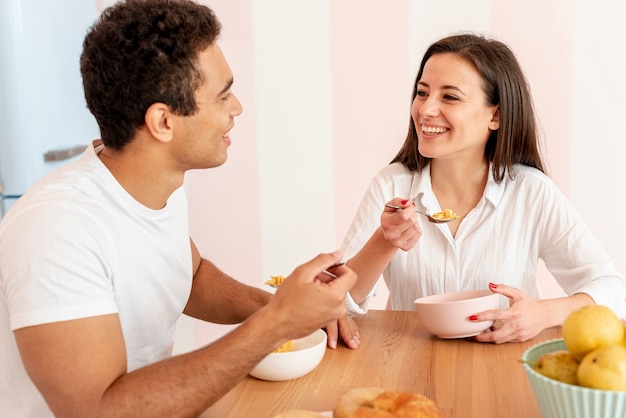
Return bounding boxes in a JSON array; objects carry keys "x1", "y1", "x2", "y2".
[{"x1": 422, "y1": 125, "x2": 448, "y2": 134}]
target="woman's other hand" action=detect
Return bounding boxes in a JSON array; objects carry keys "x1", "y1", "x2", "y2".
[{"x1": 472, "y1": 283, "x2": 594, "y2": 344}]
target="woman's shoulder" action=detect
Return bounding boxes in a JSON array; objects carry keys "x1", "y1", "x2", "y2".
[
  {"x1": 505, "y1": 164, "x2": 564, "y2": 201},
  {"x1": 509, "y1": 164, "x2": 554, "y2": 186}
]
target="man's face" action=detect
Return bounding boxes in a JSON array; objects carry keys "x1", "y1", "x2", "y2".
[{"x1": 171, "y1": 43, "x2": 243, "y2": 170}]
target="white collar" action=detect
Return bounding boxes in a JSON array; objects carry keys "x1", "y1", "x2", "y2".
[{"x1": 409, "y1": 162, "x2": 506, "y2": 212}]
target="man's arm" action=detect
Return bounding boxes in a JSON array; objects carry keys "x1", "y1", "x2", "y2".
[
  {"x1": 182, "y1": 239, "x2": 272, "y2": 323},
  {"x1": 15, "y1": 251, "x2": 355, "y2": 418},
  {"x1": 183, "y1": 241, "x2": 361, "y2": 350}
]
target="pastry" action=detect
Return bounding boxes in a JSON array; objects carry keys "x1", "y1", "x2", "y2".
[
  {"x1": 333, "y1": 387, "x2": 442, "y2": 418},
  {"x1": 272, "y1": 409, "x2": 326, "y2": 417}
]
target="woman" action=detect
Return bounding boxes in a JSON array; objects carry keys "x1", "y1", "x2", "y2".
[{"x1": 340, "y1": 33, "x2": 626, "y2": 343}]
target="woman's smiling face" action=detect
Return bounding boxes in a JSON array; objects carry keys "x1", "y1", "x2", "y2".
[{"x1": 411, "y1": 52, "x2": 500, "y2": 162}]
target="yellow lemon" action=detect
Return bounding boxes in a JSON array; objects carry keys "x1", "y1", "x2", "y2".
[
  {"x1": 577, "y1": 345, "x2": 626, "y2": 391},
  {"x1": 532, "y1": 350, "x2": 579, "y2": 385},
  {"x1": 562, "y1": 305, "x2": 624, "y2": 361}
]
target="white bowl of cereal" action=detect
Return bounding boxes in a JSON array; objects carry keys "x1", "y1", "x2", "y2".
[{"x1": 250, "y1": 328, "x2": 327, "y2": 381}]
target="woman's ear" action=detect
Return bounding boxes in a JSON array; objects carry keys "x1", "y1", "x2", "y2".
[
  {"x1": 144, "y1": 102, "x2": 174, "y2": 143},
  {"x1": 489, "y1": 106, "x2": 500, "y2": 131}
]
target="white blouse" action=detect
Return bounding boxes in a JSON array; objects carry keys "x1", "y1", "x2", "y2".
[{"x1": 340, "y1": 162, "x2": 626, "y2": 318}]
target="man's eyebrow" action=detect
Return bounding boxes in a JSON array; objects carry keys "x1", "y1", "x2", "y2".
[{"x1": 219, "y1": 78, "x2": 234, "y2": 96}]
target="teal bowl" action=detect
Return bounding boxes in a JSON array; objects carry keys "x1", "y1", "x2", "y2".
[{"x1": 521, "y1": 338, "x2": 626, "y2": 418}]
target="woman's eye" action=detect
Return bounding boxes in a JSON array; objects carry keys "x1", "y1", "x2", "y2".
[
  {"x1": 443, "y1": 94, "x2": 459, "y2": 101},
  {"x1": 416, "y1": 90, "x2": 428, "y2": 97}
]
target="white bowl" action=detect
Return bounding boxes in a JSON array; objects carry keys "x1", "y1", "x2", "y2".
[
  {"x1": 521, "y1": 338, "x2": 626, "y2": 418},
  {"x1": 413, "y1": 289, "x2": 500, "y2": 339},
  {"x1": 249, "y1": 328, "x2": 327, "y2": 381}
]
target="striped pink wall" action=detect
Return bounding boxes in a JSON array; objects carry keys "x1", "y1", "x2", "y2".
[
  {"x1": 119, "y1": 0, "x2": 620, "y2": 351},
  {"x1": 492, "y1": 0, "x2": 573, "y2": 194},
  {"x1": 182, "y1": 0, "x2": 263, "y2": 346},
  {"x1": 186, "y1": 0, "x2": 262, "y2": 284},
  {"x1": 25, "y1": 0, "x2": 626, "y2": 355},
  {"x1": 330, "y1": 1, "x2": 412, "y2": 243}
]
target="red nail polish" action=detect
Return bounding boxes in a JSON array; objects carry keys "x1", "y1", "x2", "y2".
[
  {"x1": 401, "y1": 199, "x2": 409, "y2": 204},
  {"x1": 489, "y1": 283, "x2": 497, "y2": 289},
  {"x1": 468, "y1": 315, "x2": 479, "y2": 321}
]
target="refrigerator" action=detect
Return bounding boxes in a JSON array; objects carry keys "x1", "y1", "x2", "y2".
[{"x1": 0, "y1": 0, "x2": 100, "y2": 217}]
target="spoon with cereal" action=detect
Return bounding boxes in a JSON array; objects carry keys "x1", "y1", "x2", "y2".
[
  {"x1": 264, "y1": 264, "x2": 345, "y2": 289},
  {"x1": 385, "y1": 204, "x2": 458, "y2": 224}
]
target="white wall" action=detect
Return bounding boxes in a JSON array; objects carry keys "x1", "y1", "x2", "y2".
[{"x1": 571, "y1": 0, "x2": 626, "y2": 267}]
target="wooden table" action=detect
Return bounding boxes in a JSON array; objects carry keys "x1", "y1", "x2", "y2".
[{"x1": 200, "y1": 310, "x2": 560, "y2": 418}]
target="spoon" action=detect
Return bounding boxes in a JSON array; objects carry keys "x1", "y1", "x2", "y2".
[
  {"x1": 266, "y1": 263, "x2": 345, "y2": 288},
  {"x1": 320, "y1": 262, "x2": 346, "y2": 279},
  {"x1": 384, "y1": 204, "x2": 456, "y2": 224}
]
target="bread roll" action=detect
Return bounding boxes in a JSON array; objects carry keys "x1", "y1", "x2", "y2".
[
  {"x1": 272, "y1": 409, "x2": 326, "y2": 418},
  {"x1": 333, "y1": 387, "x2": 442, "y2": 418}
]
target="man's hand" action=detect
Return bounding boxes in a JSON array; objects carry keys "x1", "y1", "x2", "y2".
[
  {"x1": 268, "y1": 251, "x2": 358, "y2": 341},
  {"x1": 325, "y1": 314, "x2": 360, "y2": 349}
]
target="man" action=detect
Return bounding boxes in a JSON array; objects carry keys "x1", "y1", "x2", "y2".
[{"x1": 0, "y1": 1, "x2": 357, "y2": 417}]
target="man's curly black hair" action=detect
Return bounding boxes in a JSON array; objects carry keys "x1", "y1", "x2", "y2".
[{"x1": 80, "y1": 0, "x2": 221, "y2": 150}]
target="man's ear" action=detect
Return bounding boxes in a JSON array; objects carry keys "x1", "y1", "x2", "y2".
[
  {"x1": 145, "y1": 102, "x2": 174, "y2": 143},
  {"x1": 489, "y1": 106, "x2": 500, "y2": 131}
]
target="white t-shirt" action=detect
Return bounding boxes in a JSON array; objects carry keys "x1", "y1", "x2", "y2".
[
  {"x1": 0, "y1": 141, "x2": 193, "y2": 417},
  {"x1": 340, "y1": 162, "x2": 626, "y2": 317}
]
